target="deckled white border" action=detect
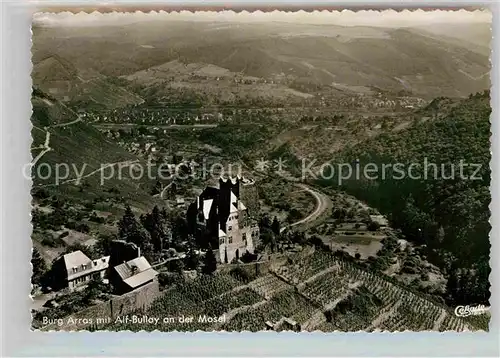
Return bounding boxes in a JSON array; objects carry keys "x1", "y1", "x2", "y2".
[{"x1": 1, "y1": 0, "x2": 498, "y2": 356}]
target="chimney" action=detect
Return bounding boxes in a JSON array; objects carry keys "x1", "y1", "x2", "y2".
[
  {"x1": 137, "y1": 246, "x2": 141, "y2": 258},
  {"x1": 131, "y1": 265, "x2": 138, "y2": 275}
]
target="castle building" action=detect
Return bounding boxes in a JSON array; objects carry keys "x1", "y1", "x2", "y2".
[{"x1": 187, "y1": 177, "x2": 259, "y2": 263}]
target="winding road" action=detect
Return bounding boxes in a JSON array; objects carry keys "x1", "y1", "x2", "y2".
[
  {"x1": 241, "y1": 158, "x2": 332, "y2": 231},
  {"x1": 289, "y1": 183, "x2": 331, "y2": 228}
]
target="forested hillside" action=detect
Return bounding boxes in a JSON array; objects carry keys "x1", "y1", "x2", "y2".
[{"x1": 318, "y1": 91, "x2": 491, "y2": 306}]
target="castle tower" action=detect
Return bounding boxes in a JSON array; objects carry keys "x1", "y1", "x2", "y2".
[{"x1": 218, "y1": 177, "x2": 240, "y2": 229}]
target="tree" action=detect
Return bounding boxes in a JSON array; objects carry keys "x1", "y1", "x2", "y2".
[
  {"x1": 290, "y1": 231, "x2": 306, "y2": 245},
  {"x1": 271, "y1": 216, "x2": 281, "y2": 236},
  {"x1": 168, "y1": 258, "x2": 185, "y2": 273},
  {"x1": 51, "y1": 205, "x2": 68, "y2": 228},
  {"x1": 141, "y1": 206, "x2": 172, "y2": 251},
  {"x1": 31, "y1": 247, "x2": 47, "y2": 286},
  {"x1": 332, "y1": 208, "x2": 347, "y2": 221},
  {"x1": 259, "y1": 228, "x2": 276, "y2": 253},
  {"x1": 437, "y1": 226, "x2": 445, "y2": 244},
  {"x1": 367, "y1": 221, "x2": 381, "y2": 232},
  {"x1": 94, "y1": 234, "x2": 115, "y2": 256},
  {"x1": 84, "y1": 276, "x2": 107, "y2": 303},
  {"x1": 202, "y1": 245, "x2": 218, "y2": 275},
  {"x1": 259, "y1": 215, "x2": 272, "y2": 229},
  {"x1": 118, "y1": 205, "x2": 153, "y2": 254},
  {"x1": 151, "y1": 180, "x2": 162, "y2": 196},
  {"x1": 184, "y1": 243, "x2": 200, "y2": 270}
]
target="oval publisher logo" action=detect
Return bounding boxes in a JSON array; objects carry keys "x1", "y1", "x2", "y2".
[{"x1": 454, "y1": 304, "x2": 490, "y2": 317}]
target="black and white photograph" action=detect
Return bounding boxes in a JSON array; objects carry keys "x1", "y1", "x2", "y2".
[{"x1": 28, "y1": 8, "x2": 491, "y2": 333}]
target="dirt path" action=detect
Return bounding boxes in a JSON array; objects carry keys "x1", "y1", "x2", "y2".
[
  {"x1": 50, "y1": 116, "x2": 83, "y2": 128},
  {"x1": 31, "y1": 130, "x2": 51, "y2": 165},
  {"x1": 39, "y1": 159, "x2": 140, "y2": 187},
  {"x1": 60, "y1": 160, "x2": 140, "y2": 185},
  {"x1": 31, "y1": 115, "x2": 83, "y2": 165}
]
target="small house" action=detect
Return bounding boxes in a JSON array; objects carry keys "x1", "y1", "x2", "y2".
[
  {"x1": 51, "y1": 250, "x2": 109, "y2": 291},
  {"x1": 110, "y1": 256, "x2": 158, "y2": 294}
]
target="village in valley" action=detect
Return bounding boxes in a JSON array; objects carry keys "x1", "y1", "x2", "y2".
[{"x1": 30, "y1": 12, "x2": 491, "y2": 332}]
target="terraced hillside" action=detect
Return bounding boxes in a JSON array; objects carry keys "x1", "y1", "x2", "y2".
[
  {"x1": 104, "y1": 248, "x2": 488, "y2": 332},
  {"x1": 31, "y1": 87, "x2": 159, "y2": 210}
]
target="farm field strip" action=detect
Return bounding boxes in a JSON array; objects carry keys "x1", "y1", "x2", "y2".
[
  {"x1": 247, "y1": 274, "x2": 293, "y2": 298},
  {"x1": 221, "y1": 290, "x2": 318, "y2": 331},
  {"x1": 274, "y1": 249, "x2": 472, "y2": 332},
  {"x1": 103, "y1": 248, "x2": 474, "y2": 332}
]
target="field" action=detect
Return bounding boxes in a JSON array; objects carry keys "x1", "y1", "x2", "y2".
[{"x1": 104, "y1": 248, "x2": 488, "y2": 332}]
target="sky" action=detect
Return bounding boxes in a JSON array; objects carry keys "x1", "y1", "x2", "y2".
[{"x1": 33, "y1": 9, "x2": 492, "y2": 28}]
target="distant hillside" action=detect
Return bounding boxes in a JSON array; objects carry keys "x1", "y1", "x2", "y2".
[
  {"x1": 125, "y1": 59, "x2": 313, "y2": 106},
  {"x1": 32, "y1": 21, "x2": 490, "y2": 99},
  {"x1": 411, "y1": 22, "x2": 491, "y2": 52},
  {"x1": 32, "y1": 55, "x2": 144, "y2": 110},
  {"x1": 318, "y1": 91, "x2": 491, "y2": 306},
  {"x1": 31, "y1": 87, "x2": 157, "y2": 210}
]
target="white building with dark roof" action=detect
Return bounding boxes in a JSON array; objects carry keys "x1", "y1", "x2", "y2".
[{"x1": 52, "y1": 250, "x2": 110, "y2": 291}]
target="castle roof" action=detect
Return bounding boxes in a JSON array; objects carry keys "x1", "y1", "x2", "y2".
[
  {"x1": 230, "y1": 191, "x2": 238, "y2": 203},
  {"x1": 203, "y1": 199, "x2": 213, "y2": 220},
  {"x1": 219, "y1": 176, "x2": 241, "y2": 185}
]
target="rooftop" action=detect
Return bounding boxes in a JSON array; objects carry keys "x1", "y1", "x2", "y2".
[
  {"x1": 114, "y1": 256, "x2": 158, "y2": 288},
  {"x1": 63, "y1": 250, "x2": 109, "y2": 281},
  {"x1": 123, "y1": 269, "x2": 158, "y2": 289},
  {"x1": 92, "y1": 256, "x2": 110, "y2": 271},
  {"x1": 114, "y1": 256, "x2": 152, "y2": 281},
  {"x1": 63, "y1": 250, "x2": 92, "y2": 272}
]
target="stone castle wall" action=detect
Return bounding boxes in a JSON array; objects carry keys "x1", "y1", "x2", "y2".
[{"x1": 37, "y1": 280, "x2": 160, "y2": 331}]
